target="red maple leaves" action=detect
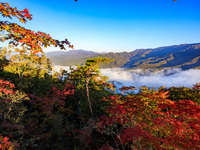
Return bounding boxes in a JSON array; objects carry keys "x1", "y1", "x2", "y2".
[
  {"x1": 98, "y1": 89, "x2": 200, "y2": 149},
  {"x1": 0, "y1": 2, "x2": 73, "y2": 54},
  {"x1": 0, "y1": 80, "x2": 15, "y2": 95}
]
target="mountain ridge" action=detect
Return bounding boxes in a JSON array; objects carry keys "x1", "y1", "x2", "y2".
[
  {"x1": 45, "y1": 49, "x2": 99, "y2": 65},
  {"x1": 45, "y1": 43, "x2": 200, "y2": 70}
]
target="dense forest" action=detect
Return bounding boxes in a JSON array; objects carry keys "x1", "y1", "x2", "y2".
[{"x1": 1, "y1": 2, "x2": 200, "y2": 150}]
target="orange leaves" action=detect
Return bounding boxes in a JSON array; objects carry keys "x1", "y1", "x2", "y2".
[
  {"x1": 0, "y1": 3, "x2": 32, "y2": 23},
  {"x1": 0, "y1": 80, "x2": 15, "y2": 89},
  {"x1": 69, "y1": 44, "x2": 74, "y2": 49},
  {"x1": 0, "y1": 2, "x2": 73, "y2": 54},
  {"x1": 0, "y1": 79, "x2": 15, "y2": 95},
  {"x1": 0, "y1": 136, "x2": 15, "y2": 150},
  {"x1": 0, "y1": 21, "x2": 73, "y2": 53},
  {"x1": 18, "y1": 39, "x2": 23, "y2": 43}
]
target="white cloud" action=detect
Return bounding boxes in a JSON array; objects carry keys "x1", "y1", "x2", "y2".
[
  {"x1": 100, "y1": 68, "x2": 200, "y2": 90},
  {"x1": 53, "y1": 66, "x2": 200, "y2": 91}
]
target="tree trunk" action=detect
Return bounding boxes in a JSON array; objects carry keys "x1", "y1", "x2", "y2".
[{"x1": 86, "y1": 75, "x2": 94, "y2": 117}]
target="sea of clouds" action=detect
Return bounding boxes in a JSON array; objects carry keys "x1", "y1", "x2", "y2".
[
  {"x1": 53, "y1": 65, "x2": 200, "y2": 91},
  {"x1": 100, "y1": 68, "x2": 200, "y2": 90}
]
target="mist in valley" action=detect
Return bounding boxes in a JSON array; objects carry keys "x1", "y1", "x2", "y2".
[
  {"x1": 100, "y1": 68, "x2": 200, "y2": 91},
  {"x1": 54, "y1": 65, "x2": 200, "y2": 91}
]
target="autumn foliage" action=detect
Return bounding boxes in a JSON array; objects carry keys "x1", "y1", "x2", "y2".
[
  {"x1": 0, "y1": 2, "x2": 73, "y2": 53},
  {"x1": 97, "y1": 90, "x2": 200, "y2": 149},
  {"x1": 0, "y1": 1, "x2": 200, "y2": 150}
]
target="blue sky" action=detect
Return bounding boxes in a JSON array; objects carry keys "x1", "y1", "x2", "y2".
[{"x1": 2, "y1": 0, "x2": 200, "y2": 52}]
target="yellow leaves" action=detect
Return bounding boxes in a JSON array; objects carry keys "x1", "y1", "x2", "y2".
[
  {"x1": 144, "y1": 101, "x2": 149, "y2": 106},
  {"x1": 19, "y1": 18, "x2": 26, "y2": 23},
  {"x1": 33, "y1": 55, "x2": 39, "y2": 60},
  {"x1": 10, "y1": 55, "x2": 17, "y2": 61},
  {"x1": 6, "y1": 47, "x2": 53, "y2": 79},
  {"x1": 4, "y1": 25, "x2": 10, "y2": 31}
]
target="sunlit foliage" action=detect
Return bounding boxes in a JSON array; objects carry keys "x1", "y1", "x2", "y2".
[{"x1": 0, "y1": 1, "x2": 199, "y2": 150}]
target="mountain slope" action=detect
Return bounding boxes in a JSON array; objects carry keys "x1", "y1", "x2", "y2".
[
  {"x1": 125, "y1": 43, "x2": 200, "y2": 69},
  {"x1": 46, "y1": 43, "x2": 200, "y2": 70},
  {"x1": 46, "y1": 49, "x2": 99, "y2": 65},
  {"x1": 98, "y1": 43, "x2": 200, "y2": 69}
]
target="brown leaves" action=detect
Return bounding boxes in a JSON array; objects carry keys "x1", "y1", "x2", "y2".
[{"x1": 119, "y1": 86, "x2": 136, "y2": 91}]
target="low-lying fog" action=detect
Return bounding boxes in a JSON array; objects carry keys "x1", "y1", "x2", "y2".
[
  {"x1": 53, "y1": 66, "x2": 200, "y2": 90},
  {"x1": 100, "y1": 68, "x2": 200, "y2": 90}
]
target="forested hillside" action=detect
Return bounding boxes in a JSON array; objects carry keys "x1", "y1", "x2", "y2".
[
  {"x1": 1, "y1": 2, "x2": 200, "y2": 150},
  {"x1": 122, "y1": 43, "x2": 200, "y2": 70},
  {"x1": 47, "y1": 43, "x2": 200, "y2": 70}
]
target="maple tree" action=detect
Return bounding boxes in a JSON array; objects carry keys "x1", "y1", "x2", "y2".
[
  {"x1": 0, "y1": 77, "x2": 77, "y2": 149},
  {"x1": 0, "y1": 3, "x2": 75, "y2": 148},
  {"x1": 0, "y1": 79, "x2": 27, "y2": 149},
  {"x1": 1, "y1": 1, "x2": 200, "y2": 150},
  {"x1": 0, "y1": 2, "x2": 73, "y2": 54},
  {"x1": 97, "y1": 87, "x2": 200, "y2": 149},
  {"x1": 0, "y1": 135, "x2": 17, "y2": 150}
]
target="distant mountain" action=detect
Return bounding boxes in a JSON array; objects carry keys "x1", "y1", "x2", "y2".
[
  {"x1": 45, "y1": 49, "x2": 99, "y2": 65},
  {"x1": 46, "y1": 43, "x2": 200, "y2": 70},
  {"x1": 99, "y1": 43, "x2": 200, "y2": 70}
]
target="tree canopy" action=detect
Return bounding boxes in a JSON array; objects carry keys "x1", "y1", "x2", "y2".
[{"x1": 1, "y1": 1, "x2": 200, "y2": 150}]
